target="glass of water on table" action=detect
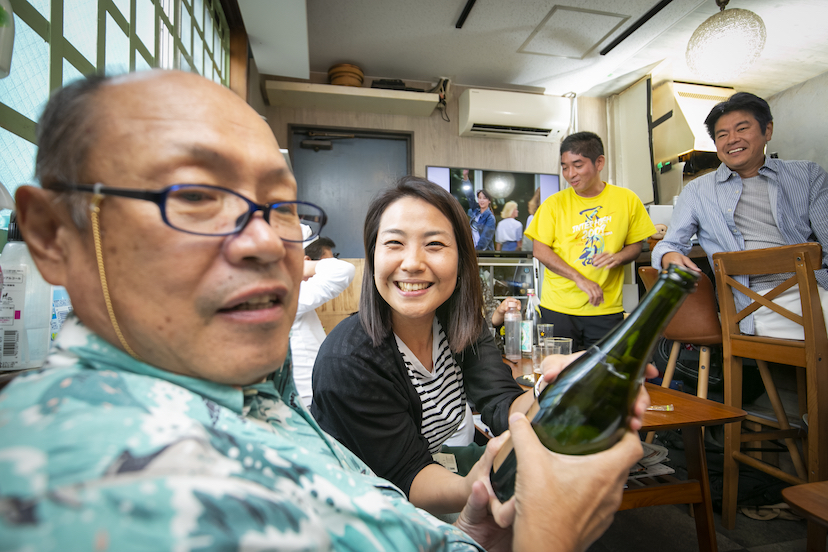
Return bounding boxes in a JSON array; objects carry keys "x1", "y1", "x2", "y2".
[{"x1": 533, "y1": 336, "x2": 573, "y2": 383}]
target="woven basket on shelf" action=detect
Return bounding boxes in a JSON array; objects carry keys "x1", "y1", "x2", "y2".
[{"x1": 328, "y1": 63, "x2": 364, "y2": 87}]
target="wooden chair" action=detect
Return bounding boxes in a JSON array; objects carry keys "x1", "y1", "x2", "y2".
[
  {"x1": 639, "y1": 266, "x2": 722, "y2": 444},
  {"x1": 712, "y1": 243, "x2": 828, "y2": 530}
]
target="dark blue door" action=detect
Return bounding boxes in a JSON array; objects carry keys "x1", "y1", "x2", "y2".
[{"x1": 291, "y1": 130, "x2": 410, "y2": 258}]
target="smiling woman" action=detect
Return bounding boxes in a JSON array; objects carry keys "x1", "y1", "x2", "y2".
[{"x1": 311, "y1": 176, "x2": 532, "y2": 516}]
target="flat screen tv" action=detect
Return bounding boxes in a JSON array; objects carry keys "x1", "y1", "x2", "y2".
[{"x1": 426, "y1": 166, "x2": 560, "y2": 241}]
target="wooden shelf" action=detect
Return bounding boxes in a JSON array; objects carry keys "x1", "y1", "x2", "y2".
[{"x1": 264, "y1": 81, "x2": 439, "y2": 117}]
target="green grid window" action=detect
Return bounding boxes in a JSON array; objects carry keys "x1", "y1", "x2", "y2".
[{"x1": 0, "y1": 0, "x2": 230, "y2": 203}]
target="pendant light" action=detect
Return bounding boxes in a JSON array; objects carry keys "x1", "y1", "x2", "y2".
[{"x1": 685, "y1": 0, "x2": 766, "y2": 82}]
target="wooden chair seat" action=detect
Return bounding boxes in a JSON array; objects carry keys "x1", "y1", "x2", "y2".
[{"x1": 713, "y1": 243, "x2": 828, "y2": 530}]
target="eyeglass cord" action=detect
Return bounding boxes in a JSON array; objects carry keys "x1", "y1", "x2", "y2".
[{"x1": 90, "y1": 194, "x2": 142, "y2": 361}]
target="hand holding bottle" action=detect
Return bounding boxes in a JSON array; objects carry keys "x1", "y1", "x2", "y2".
[
  {"x1": 534, "y1": 352, "x2": 657, "y2": 432},
  {"x1": 491, "y1": 297, "x2": 521, "y2": 327},
  {"x1": 506, "y1": 417, "x2": 644, "y2": 552}
]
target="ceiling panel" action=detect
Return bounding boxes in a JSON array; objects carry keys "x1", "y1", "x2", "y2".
[{"x1": 243, "y1": 0, "x2": 828, "y2": 98}]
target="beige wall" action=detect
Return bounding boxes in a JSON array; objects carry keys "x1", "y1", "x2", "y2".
[
  {"x1": 262, "y1": 76, "x2": 565, "y2": 178},
  {"x1": 767, "y1": 70, "x2": 828, "y2": 169},
  {"x1": 575, "y1": 96, "x2": 609, "y2": 185}
]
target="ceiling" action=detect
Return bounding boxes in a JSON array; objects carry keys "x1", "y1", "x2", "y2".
[{"x1": 241, "y1": 0, "x2": 828, "y2": 99}]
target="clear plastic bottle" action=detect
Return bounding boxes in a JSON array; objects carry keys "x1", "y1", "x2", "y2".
[
  {"x1": 0, "y1": 213, "x2": 52, "y2": 370},
  {"x1": 503, "y1": 303, "x2": 521, "y2": 362}
]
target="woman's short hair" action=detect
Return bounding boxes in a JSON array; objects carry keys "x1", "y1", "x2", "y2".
[
  {"x1": 360, "y1": 176, "x2": 483, "y2": 352},
  {"x1": 501, "y1": 201, "x2": 518, "y2": 219}
]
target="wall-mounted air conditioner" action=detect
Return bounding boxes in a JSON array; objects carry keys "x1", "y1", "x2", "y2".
[{"x1": 458, "y1": 89, "x2": 571, "y2": 142}]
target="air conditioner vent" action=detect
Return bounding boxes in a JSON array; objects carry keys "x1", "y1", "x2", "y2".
[
  {"x1": 459, "y1": 89, "x2": 570, "y2": 142},
  {"x1": 470, "y1": 124, "x2": 553, "y2": 137}
]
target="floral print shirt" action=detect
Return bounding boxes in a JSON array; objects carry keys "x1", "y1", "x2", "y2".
[{"x1": 0, "y1": 315, "x2": 483, "y2": 551}]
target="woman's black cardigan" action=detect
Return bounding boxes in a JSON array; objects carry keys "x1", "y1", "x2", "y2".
[{"x1": 311, "y1": 314, "x2": 524, "y2": 496}]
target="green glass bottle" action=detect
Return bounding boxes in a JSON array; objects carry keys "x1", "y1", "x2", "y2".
[{"x1": 490, "y1": 264, "x2": 699, "y2": 502}]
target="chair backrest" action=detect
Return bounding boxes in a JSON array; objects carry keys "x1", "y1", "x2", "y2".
[
  {"x1": 713, "y1": 243, "x2": 828, "y2": 486},
  {"x1": 638, "y1": 266, "x2": 722, "y2": 345},
  {"x1": 712, "y1": 243, "x2": 827, "y2": 348}
]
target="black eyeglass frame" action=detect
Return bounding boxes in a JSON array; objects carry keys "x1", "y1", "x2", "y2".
[{"x1": 49, "y1": 182, "x2": 327, "y2": 241}]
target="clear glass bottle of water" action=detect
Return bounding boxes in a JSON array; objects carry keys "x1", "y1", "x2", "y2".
[{"x1": 503, "y1": 303, "x2": 521, "y2": 362}]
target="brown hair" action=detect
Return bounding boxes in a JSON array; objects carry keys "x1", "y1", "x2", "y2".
[
  {"x1": 527, "y1": 187, "x2": 541, "y2": 215},
  {"x1": 360, "y1": 176, "x2": 483, "y2": 352}
]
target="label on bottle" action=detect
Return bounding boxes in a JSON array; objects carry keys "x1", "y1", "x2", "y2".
[
  {"x1": 0, "y1": 267, "x2": 26, "y2": 369},
  {"x1": 520, "y1": 320, "x2": 533, "y2": 353}
]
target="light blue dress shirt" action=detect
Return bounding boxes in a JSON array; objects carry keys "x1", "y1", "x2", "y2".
[{"x1": 652, "y1": 156, "x2": 828, "y2": 334}]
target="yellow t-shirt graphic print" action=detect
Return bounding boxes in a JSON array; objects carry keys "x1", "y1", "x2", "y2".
[
  {"x1": 575, "y1": 206, "x2": 611, "y2": 267},
  {"x1": 525, "y1": 183, "x2": 655, "y2": 316}
]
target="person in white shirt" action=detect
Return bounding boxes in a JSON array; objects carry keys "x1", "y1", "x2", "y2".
[
  {"x1": 290, "y1": 234, "x2": 355, "y2": 407},
  {"x1": 495, "y1": 200, "x2": 523, "y2": 251}
]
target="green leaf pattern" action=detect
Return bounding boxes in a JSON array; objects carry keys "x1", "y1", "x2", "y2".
[{"x1": 0, "y1": 314, "x2": 484, "y2": 551}]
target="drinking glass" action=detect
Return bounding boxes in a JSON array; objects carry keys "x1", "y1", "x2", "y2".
[
  {"x1": 532, "y1": 345, "x2": 546, "y2": 383},
  {"x1": 544, "y1": 337, "x2": 573, "y2": 356},
  {"x1": 537, "y1": 323, "x2": 554, "y2": 344}
]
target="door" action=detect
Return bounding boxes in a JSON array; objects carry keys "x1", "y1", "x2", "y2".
[{"x1": 290, "y1": 127, "x2": 411, "y2": 258}]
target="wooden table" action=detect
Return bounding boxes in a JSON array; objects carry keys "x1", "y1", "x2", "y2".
[
  {"x1": 782, "y1": 481, "x2": 828, "y2": 552},
  {"x1": 508, "y1": 359, "x2": 745, "y2": 552}
]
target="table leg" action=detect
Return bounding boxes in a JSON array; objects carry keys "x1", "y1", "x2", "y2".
[
  {"x1": 683, "y1": 426, "x2": 718, "y2": 552},
  {"x1": 806, "y1": 521, "x2": 827, "y2": 552}
]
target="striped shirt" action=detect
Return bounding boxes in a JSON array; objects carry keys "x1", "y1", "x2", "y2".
[
  {"x1": 652, "y1": 156, "x2": 828, "y2": 334},
  {"x1": 395, "y1": 318, "x2": 467, "y2": 453}
]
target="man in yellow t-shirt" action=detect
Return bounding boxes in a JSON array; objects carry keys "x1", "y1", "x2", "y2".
[{"x1": 525, "y1": 131, "x2": 655, "y2": 350}]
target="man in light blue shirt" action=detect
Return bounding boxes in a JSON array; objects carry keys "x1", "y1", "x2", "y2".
[{"x1": 652, "y1": 92, "x2": 828, "y2": 336}]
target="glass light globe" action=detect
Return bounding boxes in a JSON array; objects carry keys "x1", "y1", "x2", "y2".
[
  {"x1": 686, "y1": 8, "x2": 766, "y2": 82},
  {"x1": 484, "y1": 172, "x2": 515, "y2": 199}
]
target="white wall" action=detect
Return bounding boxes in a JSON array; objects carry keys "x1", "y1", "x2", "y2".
[
  {"x1": 576, "y1": 96, "x2": 609, "y2": 187},
  {"x1": 767, "y1": 70, "x2": 828, "y2": 169}
]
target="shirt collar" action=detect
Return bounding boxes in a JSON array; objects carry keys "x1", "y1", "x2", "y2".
[
  {"x1": 50, "y1": 314, "x2": 289, "y2": 414},
  {"x1": 716, "y1": 155, "x2": 777, "y2": 183}
]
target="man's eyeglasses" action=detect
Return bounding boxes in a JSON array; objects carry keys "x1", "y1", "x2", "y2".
[{"x1": 49, "y1": 183, "x2": 327, "y2": 242}]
